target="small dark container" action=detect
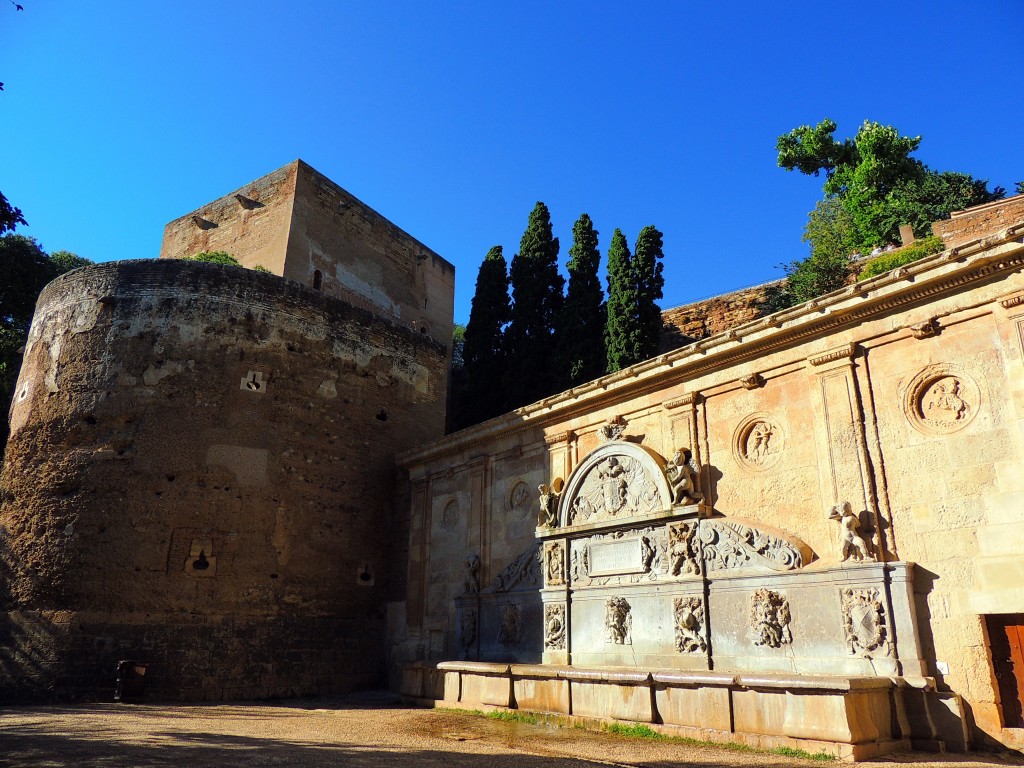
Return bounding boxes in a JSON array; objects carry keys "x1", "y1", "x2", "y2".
[{"x1": 113, "y1": 660, "x2": 148, "y2": 703}]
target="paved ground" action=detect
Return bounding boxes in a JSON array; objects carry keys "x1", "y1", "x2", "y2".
[{"x1": 1, "y1": 692, "x2": 1023, "y2": 767}]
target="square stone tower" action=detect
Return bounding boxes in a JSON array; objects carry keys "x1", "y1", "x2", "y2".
[{"x1": 159, "y1": 159, "x2": 455, "y2": 345}]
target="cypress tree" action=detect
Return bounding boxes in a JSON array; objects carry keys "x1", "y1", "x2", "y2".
[
  {"x1": 507, "y1": 202, "x2": 564, "y2": 407},
  {"x1": 458, "y1": 245, "x2": 511, "y2": 427},
  {"x1": 632, "y1": 225, "x2": 666, "y2": 361},
  {"x1": 559, "y1": 213, "x2": 605, "y2": 387},
  {"x1": 605, "y1": 228, "x2": 639, "y2": 372}
]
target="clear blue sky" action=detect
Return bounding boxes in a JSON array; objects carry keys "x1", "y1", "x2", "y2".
[{"x1": 2, "y1": 2, "x2": 1021, "y2": 324}]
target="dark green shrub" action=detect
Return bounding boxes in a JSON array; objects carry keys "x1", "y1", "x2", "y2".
[{"x1": 857, "y1": 235, "x2": 944, "y2": 280}]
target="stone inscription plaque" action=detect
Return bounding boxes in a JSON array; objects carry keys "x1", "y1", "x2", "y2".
[{"x1": 588, "y1": 538, "x2": 644, "y2": 577}]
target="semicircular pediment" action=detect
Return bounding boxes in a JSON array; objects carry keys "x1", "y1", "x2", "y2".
[{"x1": 557, "y1": 442, "x2": 673, "y2": 527}]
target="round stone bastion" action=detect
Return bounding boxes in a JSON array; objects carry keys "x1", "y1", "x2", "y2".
[{"x1": 0, "y1": 259, "x2": 448, "y2": 702}]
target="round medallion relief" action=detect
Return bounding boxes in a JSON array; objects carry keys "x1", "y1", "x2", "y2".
[
  {"x1": 904, "y1": 364, "x2": 981, "y2": 435},
  {"x1": 733, "y1": 413, "x2": 784, "y2": 471},
  {"x1": 508, "y1": 480, "x2": 531, "y2": 519},
  {"x1": 440, "y1": 498, "x2": 460, "y2": 532}
]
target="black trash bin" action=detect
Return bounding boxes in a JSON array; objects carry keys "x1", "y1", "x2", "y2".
[{"x1": 114, "y1": 660, "x2": 148, "y2": 703}]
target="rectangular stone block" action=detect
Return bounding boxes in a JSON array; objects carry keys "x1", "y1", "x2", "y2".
[
  {"x1": 783, "y1": 690, "x2": 890, "y2": 743},
  {"x1": 569, "y1": 674, "x2": 653, "y2": 722},
  {"x1": 732, "y1": 688, "x2": 786, "y2": 736},
  {"x1": 511, "y1": 666, "x2": 570, "y2": 714},
  {"x1": 654, "y1": 683, "x2": 731, "y2": 731},
  {"x1": 460, "y1": 672, "x2": 511, "y2": 707},
  {"x1": 443, "y1": 670, "x2": 460, "y2": 703}
]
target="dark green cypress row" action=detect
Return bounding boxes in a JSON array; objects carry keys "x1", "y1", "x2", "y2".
[
  {"x1": 507, "y1": 202, "x2": 564, "y2": 407},
  {"x1": 559, "y1": 213, "x2": 605, "y2": 387},
  {"x1": 604, "y1": 228, "x2": 638, "y2": 372},
  {"x1": 458, "y1": 245, "x2": 511, "y2": 427},
  {"x1": 632, "y1": 225, "x2": 666, "y2": 362}
]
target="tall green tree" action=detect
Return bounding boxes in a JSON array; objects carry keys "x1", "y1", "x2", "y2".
[
  {"x1": 777, "y1": 118, "x2": 1003, "y2": 249},
  {"x1": 507, "y1": 202, "x2": 563, "y2": 408},
  {"x1": 0, "y1": 235, "x2": 91, "y2": 451},
  {"x1": 632, "y1": 225, "x2": 665, "y2": 362},
  {"x1": 559, "y1": 214, "x2": 605, "y2": 387},
  {"x1": 604, "y1": 228, "x2": 638, "y2": 373},
  {"x1": 457, "y1": 246, "x2": 512, "y2": 428},
  {"x1": 0, "y1": 191, "x2": 26, "y2": 234}
]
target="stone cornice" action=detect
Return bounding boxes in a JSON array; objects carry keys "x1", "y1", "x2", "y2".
[{"x1": 398, "y1": 234, "x2": 1024, "y2": 467}]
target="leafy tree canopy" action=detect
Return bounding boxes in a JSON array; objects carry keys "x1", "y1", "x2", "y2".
[
  {"x1": 777, "y1": 119, "x2": 1003, "y2": 250},
  {"x1": 182, "y1": 250, "x2": 241, "y2": 266},
  {"x1": 0, "y1": 191, "x2": 26, "y2": 234}
]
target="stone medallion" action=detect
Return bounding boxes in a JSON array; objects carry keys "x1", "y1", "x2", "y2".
[
  {"x1": 904, "y1": 364, "x2": 981, "y2": 435},
  {"x1": 509, "y1": 480, "x2": 532, "y2": 519},
  {"x1": 440, "y1": 499, "x2": 460, "y2": 532},
  {"x1": 733, "y1": 413, "x2": 784, "y2": 471},
  {"x1": 841, "y1": 587, "x2": 890, "y2": 657}
]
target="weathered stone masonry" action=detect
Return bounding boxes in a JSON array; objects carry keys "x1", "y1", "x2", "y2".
[{"x1": 0, "y1": 259, "x2": 447, "y2": 701}]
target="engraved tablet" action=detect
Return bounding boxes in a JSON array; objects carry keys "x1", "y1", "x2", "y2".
[{"x1": 588, "y1": 537, "x2": 644, "y2": 577}]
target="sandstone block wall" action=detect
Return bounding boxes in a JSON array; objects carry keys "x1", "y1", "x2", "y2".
[
  {"x1": 660, "y1": 280, "x2": 780, "y2": 349},
  {"x1": 933, "y1": 194, "x2": 1024, "y2": 249},
  {"x1": 400, "y1": 228, "x2": 1024, "y2": 750},
  {"x1": 159, "y1": 160, "x2": 456, "y2": 346},
  {"x1": 0, "y1": 259, "x2": 447, "y2": 702}
]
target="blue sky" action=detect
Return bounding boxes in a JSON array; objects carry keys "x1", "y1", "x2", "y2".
[{"x1": 2, "y1": 2, "x2": 1021, "y2": 324}]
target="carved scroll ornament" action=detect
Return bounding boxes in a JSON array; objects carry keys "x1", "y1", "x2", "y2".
[{"x1": 700, "y1": 518, "x2": 809, "y2": 572}]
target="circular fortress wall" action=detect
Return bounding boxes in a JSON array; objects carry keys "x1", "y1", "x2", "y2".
[{"x1": 0, "y1": 259, "x2": 447, "y2": 702}]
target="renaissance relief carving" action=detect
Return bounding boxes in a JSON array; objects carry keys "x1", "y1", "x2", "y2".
[
  {"x1": 751, "y1": 588, "x2": 792, "y2": 648},
  {"x1": 665, "y1": 448, "x2": 702, "y2": 506},
  {"x1": 673, "y1": 596, "x2": 707, "y2": 653},
  {"x1": 544, "y1": 541, "x2": 566, "y2": 587},
  {"x1": 904, "y1": 365, "x2": 981, "y2": 435},
  {"x1": 460, "y1": 607, "x2": 478, "y2": 651},
  {"x1": 829, "y1": 501, "x2": 874, "y2": 562},
  {"x1": 700, "y1": 519, "x2": 809, "y2": 572},
  {"x1": 497, "y1": 603, "x2": 520, "y2": 645},
  {"x1": 567, "y1": 455, "x2": 662, "y2": 523},
  {"x1": 734, "y1": 414, "x2": 784, "y2": 471},
  {"x1": 667, "y1": 522, "x2": 701, "y2": 576},
  {"x1": 544, "y1": 604, "x2": 566, "y2": 651},
  {"x1": 841, "y1": 588, "x2": 890, "y2": 657},
  {"x1": 605, "y1": 596, "x2": 632, "y2": 645}
]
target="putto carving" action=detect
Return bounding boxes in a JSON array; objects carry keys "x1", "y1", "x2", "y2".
[
  {"x1": 673, "y1": 596, "x2": 707, "y2": 653},
  {"x1": 460, "y1": 607, "x2": 478, "y2": 651},
  {"x1": 544, "y1": 604, "x2": 566, "y2": 651},
  {"x1": 750, "y1": 588, "x2": 792, "y2": 648},
  {"x1": 665, "y1": 448, "x2": 702, "y2": 506},
  {"x1": 734, "y1": 415, "x2": 783, "y2": 471},
  {"x1": 700, "y1": 519, "x2": 809, "y2": 572},
  {"x1": 829, "y1": 501, "x2": 874, "y2": 562},
  {"x1": 904, "y1": 365, "x2": 981, "y2": 435},
  {"x1": 487, "y1": 545, "x2": 541, "y2": 593},
  {"x1": 497, "y1": 603, "x2": 520, "y2": 645},
  {"x1": 463, "y1": 553, "x2": 480, "y2": 594},
  {"x1": 509, "y1": 481, "x2": 531, "y2": 518},
  {"x1": 605, "y1": 596, "x2": 632, "y2": 645},
  {"x1": 537, "y1": 483, "x2": 561, "y2": 528},
  {"x1": 667, "y1": 522, "x2": 701, "y2": 576},
  {"x1": 598, "y1": 415, "x2": 628, "y2": 442},
  {"x1": 544, "y1": 541, "x2": 566, "y2": 587},
  {"x1": 841, "y1": 588, "x2": 890, "y2": 657}
]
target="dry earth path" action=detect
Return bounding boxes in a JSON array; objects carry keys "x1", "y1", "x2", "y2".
[{"x1": 1, "y1": 692, "x2": 1022, "y2": 768}]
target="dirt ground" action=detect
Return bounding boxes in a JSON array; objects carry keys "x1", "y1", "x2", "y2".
[{"x1": 1, "y1": 692, "x2": 1023, "y2": 768}]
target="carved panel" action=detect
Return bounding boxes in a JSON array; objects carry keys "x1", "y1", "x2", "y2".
[
  {"x1": 497, "y1": 603, "x2": 520, "y2": 645},
  {"x1": 667, "y1": 522, "x2": 702, "y2": 577},
  {"x1": 544, "y1": 604, "x2": 566, "y2": 651},
  {"x1": 733, "y1": 413, "x2": 784, "y2": 471},
  {"x1": 673, "y1": 596, "x2": 707, "y2": 653},
  {"x1": 569, "y1": 526, "x2": 668, "y2": 587},
  {"x1": 700, "y1": 519, "x2": 808, "y2": 572},
  {"x1": 508, "y1": 480, "x2": 532, "y2": 520},
  {"x1": 750, "y1": 588, "x2": 791, "y2": 648},
  {"x1": 441, "y1": 498, "x2": 460, "y2": 532},
  {"x1": 485, "y1": 545, "x2": 541, "y2": 593},
  {"x1": 544, "y1": 541, "x2": 566, "y2": 587},
  {"x1": 841, "y1": 587, "x2": 890, "y2": 657},
  {"x1": 605, "y1": 596, "x2": 632, "y2": 645},
  {"x1": 903, "y1": 364, "x2": 981, "y2": 435}
]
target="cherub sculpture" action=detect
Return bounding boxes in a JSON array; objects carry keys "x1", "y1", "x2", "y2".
[
  {"x1": 537, "y1": 483, "x2": 560, "y2": 528},
  {"x1": 463, "y1": 553, "x2": 481, "y2": 593},
  {"x1": 828, "y1": 501, "x2": 873, "y2": 562},
  {"x1": 666, "y1": 448, "x2": 703, "y2": 506}
]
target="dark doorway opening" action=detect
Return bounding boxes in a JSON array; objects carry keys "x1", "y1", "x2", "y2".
[{"x1": 986, "y1": 614, "x2": 1024, "y2": 728}]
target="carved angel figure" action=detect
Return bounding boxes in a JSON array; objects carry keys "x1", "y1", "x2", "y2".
[
  {"x1": 828, "y1": 501, "x2": 873, "y2": 562},
  {"x1": 463, "y1": 553, "x2": 481, "y2": 593},
  {"x1": 665, "y1": 447, "x2": 703, "y2": 506},
  {"x1": 537, "y1": 484, "x2": 559, "y2": 528},
  {"x1": 605, "y1": 596, "x2": 631, "y2": 644}
]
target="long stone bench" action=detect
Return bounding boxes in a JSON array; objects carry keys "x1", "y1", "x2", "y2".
[{"x1": 404, "y1": 661, "x2": 928, "y2": 761}]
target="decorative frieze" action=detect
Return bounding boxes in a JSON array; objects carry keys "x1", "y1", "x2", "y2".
[
  {"x1": 701, "y1": 519, "x2": 808, "y2": 572},
  {"x1": 808, "y1": 343, "x2": 857, "y2": 367},
  {"x1": 663, "y1": 393, "x2": 698, "y2": 410}
]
